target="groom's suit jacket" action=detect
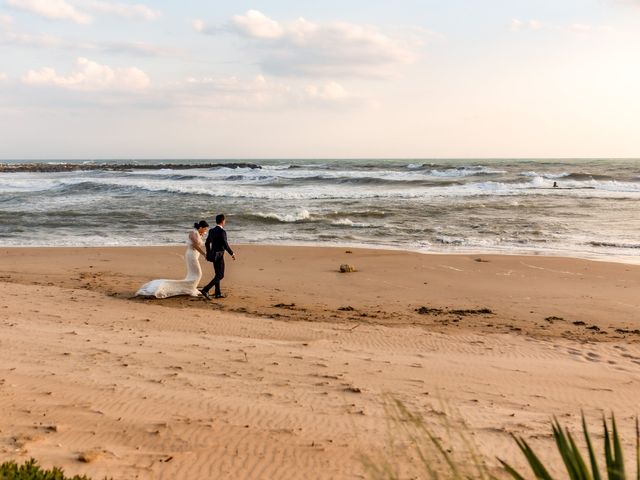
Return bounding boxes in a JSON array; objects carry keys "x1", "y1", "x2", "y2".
[{"x1": 205, "y1": 225, "x2": 234, "y2": 262}]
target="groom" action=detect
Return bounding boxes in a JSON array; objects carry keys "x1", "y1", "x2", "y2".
[{"x1": 200, "y1": 213, "x2": 236, "y2": 299}]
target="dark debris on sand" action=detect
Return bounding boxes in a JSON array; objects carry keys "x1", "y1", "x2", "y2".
[
  {"x1": 273, "y1": 303, "x2": 297, "y2": 309},
  {"x1": 615, "y1": 328, "x2": 640, "y2": 335},
  {"x1": 415, "y1": 306, "x2": 494, "y2": 316},
  {"x1": 545, "y1": 316, "x2": 565, "y2": 323}
]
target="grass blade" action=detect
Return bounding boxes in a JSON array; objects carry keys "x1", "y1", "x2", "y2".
[
  {"x1": 567, "y1": 429, "x2": 593, "y2": 480},
  {"x1": 499, "y1": 459, "x2": 528, "y2": 480},
  {"x1": 513, "y1": 435, "x2": 555, "y2": 480},
  {"x1": 636, "y1": 417, "x2": 640, "y2": 480},
  {"x1": 605, "y1": 415, "x2": 615, "y2": 480},
  {"x1": 552, "y1": 418, "x2": 582, "y2": 479},
  {"x1": 583, "y1": 413, "x2": 602, "y2": 480},
  {"x1": 612, "y1": 414, "x2": 626, "y2": 480}
]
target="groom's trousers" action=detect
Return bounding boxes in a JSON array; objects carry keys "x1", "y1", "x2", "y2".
[{"x1": 203, "y1": 251, "x2": 225, "y2": 296}]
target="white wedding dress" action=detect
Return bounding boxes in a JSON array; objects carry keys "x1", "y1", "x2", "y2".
[{"x1": 136, "y1": 230, "x2": 204, "y2": 298}]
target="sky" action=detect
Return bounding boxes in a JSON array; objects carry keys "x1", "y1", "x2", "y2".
[{"x1": 1, "y1": 0, "x2": 640, "y2": 159}]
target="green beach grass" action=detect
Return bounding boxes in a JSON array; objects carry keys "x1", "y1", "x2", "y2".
[{"x1": 363, "y1": 398, "x2": 639, "y2": 480}]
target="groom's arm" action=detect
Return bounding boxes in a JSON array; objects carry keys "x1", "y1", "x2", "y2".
[
  {"x1": 222, "y1": 230, "x2": 234, "y2": 257},
  {"x1": 205, "y1": 231, "x2": 213, "y2": 255}
]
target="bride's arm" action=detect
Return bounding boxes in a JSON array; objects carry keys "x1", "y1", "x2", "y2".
[{"x1": 189, "y1": 231, "x2": 207, "y2": 256}]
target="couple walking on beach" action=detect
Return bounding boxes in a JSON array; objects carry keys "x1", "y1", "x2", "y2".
[{"x1": 136, "y1": 214, "x2": 236, "y2": 299}]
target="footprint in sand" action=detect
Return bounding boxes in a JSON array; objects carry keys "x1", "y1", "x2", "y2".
[{"x1": 585, "y1": 352, "x2": 601, "y2": 362}]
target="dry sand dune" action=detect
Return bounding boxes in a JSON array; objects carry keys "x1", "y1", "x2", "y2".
[{"x1": 1, "y1": 246, "x2": 640, "y2": 479}]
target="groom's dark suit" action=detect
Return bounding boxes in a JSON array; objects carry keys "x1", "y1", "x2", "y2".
[{"x1": 202, "y1": 225, "x2": 234, "y2": 297}]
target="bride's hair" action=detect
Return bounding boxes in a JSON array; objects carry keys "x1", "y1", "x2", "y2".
[{"x1": 194, "y1": 220, "x2": 209, "y2": 229}]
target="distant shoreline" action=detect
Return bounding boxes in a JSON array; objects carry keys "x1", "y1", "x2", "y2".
[{"x1": 2, "y1": 157, "x2": 640, "y2": 162}]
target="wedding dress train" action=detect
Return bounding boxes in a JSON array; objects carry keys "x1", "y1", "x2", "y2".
[{"x1": 136, "y1": 231, "x2": 203, "y2": 298}]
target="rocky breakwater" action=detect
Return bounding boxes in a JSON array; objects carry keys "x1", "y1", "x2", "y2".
[{"x1": 0, "y1": 162, "x2": 262, "y2": 173}]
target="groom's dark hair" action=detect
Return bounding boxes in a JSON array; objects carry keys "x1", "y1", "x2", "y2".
[{"x1": 216, "y1": 214, "x2": 225, "y2": 225}]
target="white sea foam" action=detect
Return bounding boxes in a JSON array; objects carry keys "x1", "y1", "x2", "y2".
[
  {"x1": 331, "y1": 218, "x2": 370, "y2": 228},
  {"x1": 261, "y1": 164, "x2": 291, "y2": 170},
  {"x1": 0, "y1": 177, "x2": 64, "y2": 193},
  {"x1": 435, "y1": 235, "x2": 465, "y2": 245},
  {"x1": 100, "y1": 165, "x2": 473, "y2": 183},
  {"x1": 8, "y1": 173, "x2": 640, "y2": 200},
  {"x1": 11, "y1": 165, "x2": 639, "y2": 200},
  {"x1": 520, "y1": 171, "x2": 570, "y2": 179},
  {"x1": 251, "y1": 209, "x2": 311, "y2": 222},
  {"x1": 428, "y1": 166, "x2": 506, "y2": 177}
]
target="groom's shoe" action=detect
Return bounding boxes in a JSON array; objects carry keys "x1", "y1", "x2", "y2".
[
  {"x1": 199, "y1": 289, "x2": 212, "y2": 300},
  {"x1": 214, "y1": 293, "x2": 226, "y2": 299}
]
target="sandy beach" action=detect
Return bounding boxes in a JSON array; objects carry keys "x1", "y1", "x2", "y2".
[{"x1": 1, "y1": 245, "x2": 639, "y2": 479}]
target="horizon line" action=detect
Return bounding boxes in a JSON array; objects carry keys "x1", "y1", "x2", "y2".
[{"x1": 2, "y1": 157, "x2": 640, "y2": 162}]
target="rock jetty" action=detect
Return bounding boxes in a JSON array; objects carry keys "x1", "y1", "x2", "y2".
[{"x1": 0, "y1": 162, "x2": 262, "y2": 173}]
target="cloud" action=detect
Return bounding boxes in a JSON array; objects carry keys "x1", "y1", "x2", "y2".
[
  {"x1": 196, "y1": 10, "x2": 418, "y2": 77},
  {"x1": 6, "y1": 0, "x2": 92, "y2": 24},
  {"x1": 0, "y1": 13, "x2": 14, "y2": 29},
  {"x1": 80, "y1": 0, "x2": 160, "y2": 21},
  {"x1": 510, "y1": 18, "x2": 613, "y2": 34},
  {"x1": 15, "y1": 54, "x2": 361, "y2": 110},
  {"x1": 0, "y1": 23, "x2": 180, "y2": 57},
  {"x1": 23, "y1": 57, "x2": 150, "y2": 91},
  {"x1": 614, "y1": 0, "x2": 640, "y2": 7},
  {"x1": 102, "y1": 41, "x2": 184, "y2": 57},
  {"x1": 192, "y1": 18, "x2": 206, "y2": 33},
  {"x1": 304, "y1": 81, "x2": 349, "y2": 101},
  {"x1": 175, "y1": 74, "x2": 361, "y2": 110},
  {"x1": 2, "y1": 31, "x2": 76, "y2": 48},
  {"x1": 0, "y1": 15, "x2": 79, "y2": 48},
  {"x1": 6, "y1": 0, "x2": 160, "y2": 24},
  {"x1": 232, "y1": 10, "x2": 283, "y2": 39}
]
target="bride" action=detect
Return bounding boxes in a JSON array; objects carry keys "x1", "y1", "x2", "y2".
[{"x1": 136, "y1": 220, "x2": 209, "y2": 298}]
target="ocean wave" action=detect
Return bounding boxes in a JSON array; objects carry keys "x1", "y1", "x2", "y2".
[
  {"x1": 326, "y1": 209, "x2": 387, "y2": 218},
  {"x1": 5, "y1": 165, "x2": 640, "y2": 201},
  {"x1": 261, "y1": 164, "x2": 291, "y2": 171},
  {"x1": 9, "y1": 175, "x2": 640, "y2": 200},
  {"x1": 330, "y1": 218, "x2": 371, "y2": 228},
  {"x1": 120, "y1": 166, "x2": 456, "y2": 184},
  {"x1": 520, "y1": 171, "x2": 570, "y2": 179},
  {"x1": 435, "y1": 235, "x2": 466, "y2": 245},
  {"x1": 3, "y1": 159, "x2": 640, "y2": 263},
  {"x1": 0, "y1": 179, "x2": 60, "y2": 193},
  {"x1": 587, "y1": 241, "x2": 640, "y2": 249},
  {"x1": 223, "y1": 174, "x2": 277, "y2": 183},
  {"x1": 428, "y1": 166, "x2": 506, "y2": 177},
  {"x1": 527, "y1": 175, "x2": 640, "y2": 193},
  {"x1": 564, "y1": 173, "x2": 614, "y2": 181},
  {"x1": 520, "y1": 171, "x2": 614, "y2": 181},
  {"x1": 246, "y1": 209, "x2": 312, "y2": 223}
]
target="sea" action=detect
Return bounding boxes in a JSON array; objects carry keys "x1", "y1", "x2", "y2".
[{"x1": 1, "y1": 158, "x2": 639, "y2": 263}]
